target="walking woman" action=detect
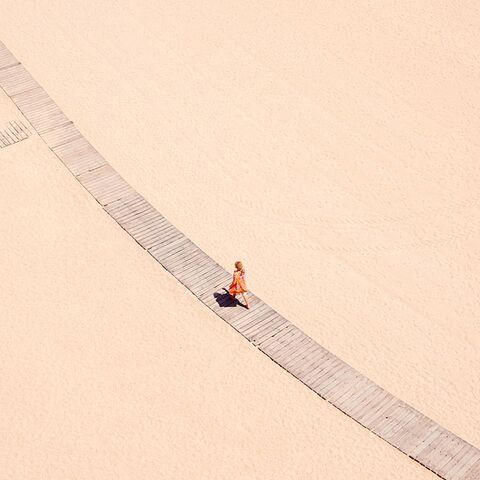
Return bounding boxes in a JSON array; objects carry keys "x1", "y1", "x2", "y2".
[{"x1": 229, "y1": 261, "x2": 250, "y2": 309}]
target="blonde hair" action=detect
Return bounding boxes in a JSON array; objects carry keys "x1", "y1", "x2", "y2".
[{"x1": 235, "y1": 261, "x2": 244, "y2": 271}]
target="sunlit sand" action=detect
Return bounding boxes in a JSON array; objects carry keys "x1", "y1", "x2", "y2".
[{"x1": 1, "y1": 2, "x2": 479, "y2": 478}]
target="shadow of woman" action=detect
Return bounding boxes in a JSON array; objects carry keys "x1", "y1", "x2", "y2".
[{"x1": 213, "y1": 289, "x2": 244, "y2": 309}]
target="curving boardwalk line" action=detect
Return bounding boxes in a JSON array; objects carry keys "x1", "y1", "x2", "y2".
[{"x1": 1, "y1": 40, "x2": 479, "y2": 480}]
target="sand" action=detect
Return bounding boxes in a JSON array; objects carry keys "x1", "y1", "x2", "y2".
[{"x1": 0, "y1": 1, "x2": 479, "y2": 478}]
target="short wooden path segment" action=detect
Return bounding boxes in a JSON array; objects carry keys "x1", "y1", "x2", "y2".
[
  {"x1": 1, "y1": 40, "x2": 479, "y2": 480},
  {"x1": 0, "y1": 119, "x2": 30, "y2": 149}
]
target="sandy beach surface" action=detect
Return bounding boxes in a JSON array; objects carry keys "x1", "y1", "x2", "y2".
[{"x1": 1, "y1": 1, "x2": 479, "y2": 478}]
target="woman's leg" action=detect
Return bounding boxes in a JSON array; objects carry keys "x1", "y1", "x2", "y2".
[{"x1": 241, "y1": 292, "x2": 250, "y2": 308}]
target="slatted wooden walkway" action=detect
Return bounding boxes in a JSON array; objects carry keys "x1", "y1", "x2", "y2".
[
  {"x1": 0, "y1": 119, "x2": 30, "y2": 148},
  {"x1": 1, "y1": 40, "x2": 479, "y2": 480}
]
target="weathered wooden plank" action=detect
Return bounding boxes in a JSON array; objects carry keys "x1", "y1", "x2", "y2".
[
  {"x1": 250, "y1": 317, "x2": 290, "y2": 346},
  {"x1": 266, "y1": 335, "x2": 306, "y2": 367},
  {"x1": 435, "y1": 437, "x2": 468, "y2": 477},
  {"x1": 150, "y1": 238, "x2": 194, "y2": 263},
  {"x1": 133, "y1": 226, "x2": 174, "y2": 249},
  {"x1": 0, "y1": 63, "x2": 39, "y2": 96},
  {"x1": 140, "y1": 221, "x2": 178, "y2": 239},
  {"x1": 194, "y1": 273, "x2": 232, "y2": 299},
  {"x1": 166, "y1": 258, "x2": 216, "y2": 278},
  {"x1": 303, "y1": 353, "x2": 342, "y2": 385},
  {"x1": 188, "y1": 268, "x2": 228, "y2": 292},
  {"x1": 292, "y1": 344, "x2": 331, "y2": 378},
  {"x1": 83, "y1": 173, "x2": 124, "y2": 193},
  {"x1": 0, "y1": 132, "x2": 11, "y2": 146},
  {"x1": 239, "y1": 312, "x2": 282, "y2": 342},
  {"x1": 312, "y1": 363, "x2": 352, "y2": 397},
  {"x1": 230, "y1": 310, "x2": 273, "y2": 338},
  {"x1": 434, "y1": 435, "x2": 466, "y2": 472},
  {"x1": 458, "y1": 459, "x2": 480, "y2": 480},
  {"x1": 180, "y1": 269, "x2": 225, "y2": 294},
  {"x1": 146, "y1": 231, "x2": 185, "y2": 251},
  {"x1": 76, "y1": 167, "x2": 133, "y2": 205},
  {"x1": 10, "y1": 124, "x2": 23, "y2": 141},
  {"x1": 10, "y1": 88, "x2": 70, "y2": 134},
  {"x1": 366, "y1": 395, "x2": 403, "y2": 429},
  {"x1": 389, "y1": 417, "x2": 427, "y2": 453},
  {"x1": 230, "y1": 307, "x2": 271, "y2": 332},
  {"x1": 257, "y1": 323, "x2": 295, "y2": 349},
  {"x1": 137, "y1": 229, "x2": 180, "y2": 251},
  {"x1": 449, "y1": 449, "x2": 480, "y2": 480},
  {"x1": 5, "y1": 125, "x2": 20, "y2": 141},
  {"x1": 261, "y1": 326, "x2": 304, "y2": 355},
  {"x1": 314, "y1": 362, "x2": 352, "y2": 393},
  {"x1": 431, "y1": 435, "x2": 464, "y2": 473},
  {"x1": 189, "y1": 274, "x2": 230, "y2": 298},
  {"x1": 30, "y1": 115, "x2": 70, "y2": 135},
  {"x1": 374, "y1": 402, "x2": 414, "y2": 439},
  {"x1": 217, "y1": 296, "x2": 261, "y2": 323},
  {"x1": 359, "y1": 394, "x2": 399, "y2": 432},
  {"x1": 160, "y1": 239, "x2": 196, "y2": 260},
  {"x1": 1, "y1": 121, "x2": 38, "y2": 151},
  {"x1": 285, "y1": 341, "x2": 322, "y2": 369},
  {"x1": 321, "y1": 368, "x2": 360, "y2": 400},
  {"x1": 199, "y1": 285, "x2": 234, "y2": 307},
  {"x1": 119, "y1": 207, "x2": 162, "y2": 228},
  {"x1": 242, "y1": 311, "x2": 284, "y2": 339},
  {"x1": 437, "y1": 441, "x2": 474, "y2": 478},
  {"x1": 149, "y1": 237, "x2": 192, "y2": 259},
  {"x1": 112, "y1": 202, "x2": 155, "y2": 225},
  {"x1": 52, "y1": 136, "x2": 107, "y2": 175},
  {"x1": 274, "y1": 335, "x2": 315, "y2": 366},
  {"x1": 229, "y1": 303, "x2": 271, "y2": 329},
  {"x1": 2, "y1": 127, "x2": 15, "y2": 143},
  {"x1": 390, "y1": 413, "x2": 432, "y2": 453},
  {"x1": 418, "y1": 431, "x2": 454, "y2": 470},
  {"x1": 177, "y1": 260, "x2": 219, "y2": 283},
  {"x1": 104, "y1": 192, "x2": 146, "y2": 214},
  {"x1": 408, "y1": 424, "x2": 445, "y2": 458},
  {"x1": 42, "y1": 122, "x2": 81, "y2": 148},
  {"x1": 342, "y1": 386, "x2": 382, "y2": 419},
  {"x1": 360, "y1": 395, "x2": 398, "y2": 430},
  {"x1": 266, "y1": 333, "x2": 309, "y2": 365},
  {"x1": 13, "y1": 120, "x2": 30, "y2": 138},
  {"x1": 53, "y1": 136, "x2": 96, "y2": 159},
  {"x1": 140, "y1": 231, "x2": 183, "y2": 250},
  {"x1": 96, "y1": 183, "x2": 133, "y2": 205},
  {"x1": 286, "y1": 341, "x2": 324, "y2": 367},
  {"x1": 162, "y1": 245, "x2": 202, "y2": 270},
  {"x1": 130, "y1": 218, "x2": 172, "y2": 241},
  {"x1": 134, "y1": 219, "x2": 173, "y2": 241},
  {"x1": 326, "y1": 374, "x2": 369, "y2": 406},
  {"x1": 167, "y1": 250, "x2": 209, "y2": 274}
]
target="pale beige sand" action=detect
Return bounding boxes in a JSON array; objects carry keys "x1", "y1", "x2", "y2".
[
  {"x1": 1, "y1": 0, "x2": 479, "y2": 478},
  {"x1": 0, "y1": 114, "x2": 433, "y2": 479}
]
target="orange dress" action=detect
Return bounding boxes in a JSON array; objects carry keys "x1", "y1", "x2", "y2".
[{"x1": 229, "y1": 268, "x2": 248, "y2": 295}]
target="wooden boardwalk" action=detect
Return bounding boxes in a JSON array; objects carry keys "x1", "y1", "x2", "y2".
[
  {"x1": 1, "y1": 40, "x2": 479, "y2": 480},
  {"x1": 0, "y1": 119, "x2": 30, "y2": 149}
]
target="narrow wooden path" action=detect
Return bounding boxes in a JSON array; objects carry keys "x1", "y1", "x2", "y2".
[
  {"x1": 0, "y1": 119, "x2": 30, "y2": 149},
  {"x1": 1, "y1": 40, "x2": 478, "y2": 480}
]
